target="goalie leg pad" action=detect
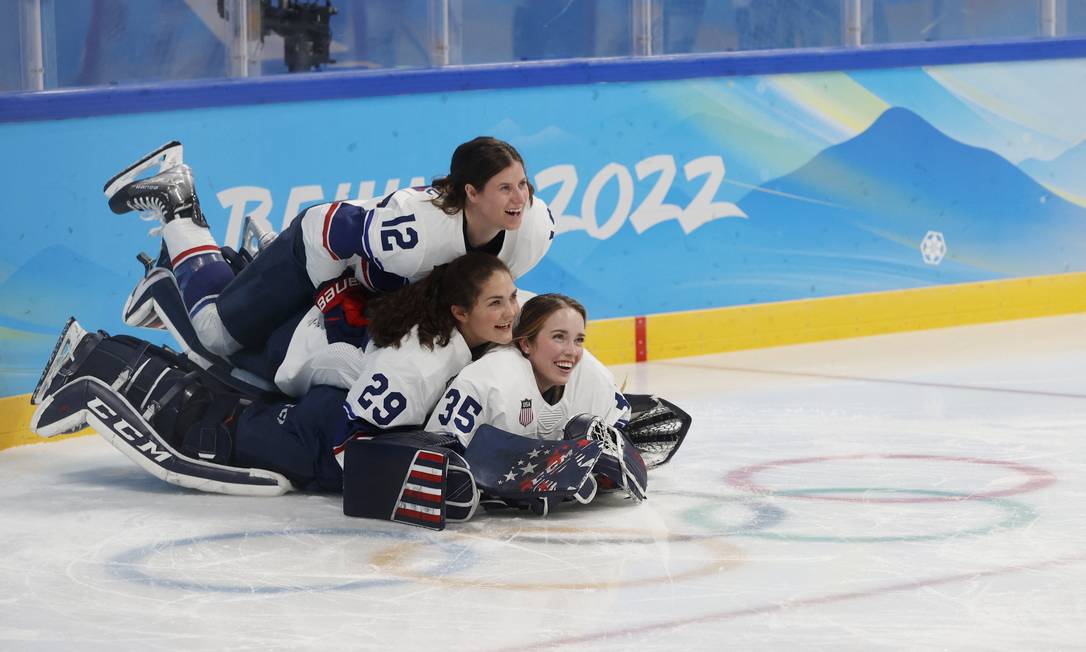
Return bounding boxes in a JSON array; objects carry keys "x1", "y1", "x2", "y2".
[
  {"x1": 31, "y1": 322, "x2": 250, "y2": 469},
  {"x1": 465, "y1": 424, "x2": 603, "y2": 507},
  {"x1": 342, "y1": 433, "x2": 480, "y2": 530},
  {"x1": 33, "y1": 318, "x2": 192, "y2": 414},
  {"x1": 30, "y1": 377, "x2": 291, "y2": 496}
]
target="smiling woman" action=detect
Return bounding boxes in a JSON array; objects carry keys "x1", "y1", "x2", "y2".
[
  {"x1": 515, "y1": 294, "x2": 588, "y2": 393},
  {"x1": 426, "y1": 293, "x2": 630, "y2": 448}
]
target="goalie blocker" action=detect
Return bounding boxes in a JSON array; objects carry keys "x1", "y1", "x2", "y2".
[{"x1": 340, "y1": 431, "x2": 479, "y2": 531}]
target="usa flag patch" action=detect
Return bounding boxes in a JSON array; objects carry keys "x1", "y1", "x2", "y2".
[
  {"x1": 392, "y1": 450, "x2": 446, "y2": 529},
  {"x1": 519, "y1": 398, "x2": 534, "y2": 426}
]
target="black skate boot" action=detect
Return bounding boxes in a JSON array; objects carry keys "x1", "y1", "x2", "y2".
[{"x1": 103, "y1": 141, "x2": 208, "y2": 227}]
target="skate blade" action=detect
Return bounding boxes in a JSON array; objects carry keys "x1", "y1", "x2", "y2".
[
  {"x1": 241, "y1": 214, "x2": 278, "y2": 255},
  {"x1": 103, "y1": 140, "x2": 184, "y2": 200},
  {"x1": 31, "y1": 317, "x2": 90, "y2": 405}
]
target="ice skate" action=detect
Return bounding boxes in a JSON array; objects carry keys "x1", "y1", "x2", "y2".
[
  {"x1": 103, "y1": 140, "x2": 207, "y2": 228},
  {"x1": 31, "y1": 317, "x2": 102, "y2": 407}
]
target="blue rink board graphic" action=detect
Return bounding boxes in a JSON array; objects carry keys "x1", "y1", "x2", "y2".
[{"x1": 2, "y1": 58, "x2": 1086, "y2": 395}]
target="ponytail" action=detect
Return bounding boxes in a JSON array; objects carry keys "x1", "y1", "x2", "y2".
[{"x1": 367, "y1": 253, "x2": 512, "y2": 349}]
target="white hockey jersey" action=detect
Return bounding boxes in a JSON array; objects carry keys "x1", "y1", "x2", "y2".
[
  {"x1": 298, "y1": 187, "x2": 554, "y2": 292},
  {"x1": 343, "y1": 326, "x2": 474, "y2": 432},
  {"x1": 273, "y1": 305, "x2": 368, "y2": 397},
  {"x1": 425, "y1": 346, "x2": 631, "y2": 448}
]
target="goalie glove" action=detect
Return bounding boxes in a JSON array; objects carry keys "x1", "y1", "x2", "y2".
[
  {"x1": 564, "y1": 414, "x2": 648, "y2": 502},
  {"x1": 623, "y1": 394, "x2": 692, "y2": 469}
]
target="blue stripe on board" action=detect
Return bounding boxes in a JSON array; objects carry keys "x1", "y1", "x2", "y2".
[{"x1": 3, "y1": 37, "x2": 1086, "y2": 123}]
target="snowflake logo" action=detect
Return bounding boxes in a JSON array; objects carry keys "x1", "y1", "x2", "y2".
[{"x1": 920, "y1": 230, "x2": 947, "y2": 265}]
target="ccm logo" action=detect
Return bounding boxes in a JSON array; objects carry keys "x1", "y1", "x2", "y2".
[
  {"x1": 316, "y1": 276, "x2": 361, "y2": 312},
  {"x1": 88, "y1": 397, "x2": 173, "y2": 463}
]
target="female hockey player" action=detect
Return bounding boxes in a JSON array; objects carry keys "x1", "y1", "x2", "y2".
[
  {"x1": 31, "y1": 253, "x2": 519, "y2": 522},
  {"x1": 427, "y1": 293, "x2": 629, "y2": 445},
  {"x1": 424, "y1": 293, "x2": 649, "y2": 508},
  {"x1": 105, "y1": 136, "x2": 554, "y2": 389}
]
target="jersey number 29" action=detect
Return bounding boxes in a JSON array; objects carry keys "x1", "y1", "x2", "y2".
[{"x1": 356, "y1": 373, "x2": 407, "y2": 426}]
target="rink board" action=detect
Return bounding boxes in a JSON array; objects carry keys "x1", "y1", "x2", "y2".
[
  {"x1": 4, "y1": 43, "x2": 1086, "y2": 398},
  {"x1": 5, "y1": 270, "x2": 1086, "y2": 451}
]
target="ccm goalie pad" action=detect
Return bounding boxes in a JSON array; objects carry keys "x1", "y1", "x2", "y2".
[
  {"x1": 31, "y1": 376, "x2": 290, "y2": 496},
  {"x1": 464, "y1": 425, "x2": 604, "y2": 517},
  {"x1": 30, "y1": 318, "x2": 291, "y2": 496},
  {"x1": 341, "y1": 431, "x2": 479, "y2": 531},
  {"x1": 623, "y1": 394, "x2": 692, "y2": 469}
]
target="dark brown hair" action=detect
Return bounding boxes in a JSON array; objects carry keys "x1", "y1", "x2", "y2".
[
  {"x1": 431, "y1": 136, "x2": 535, "y2": 214},
  {"x1": 367, "y1": 253, "x2": 512, "y2": 349},
  {"x1": 513, "y1": 293, "x2": 587, "y2": 355}
]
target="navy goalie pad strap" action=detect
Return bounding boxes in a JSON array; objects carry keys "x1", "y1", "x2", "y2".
[
  {"x1": 464, "y1": 425, "x2": 602, "y2": 502},
  {"x1": 341, "y1": 436, "x2": 453, "y2": 530},
  {"x1": 30, "y1": 376, "x2": 291, "y2": 497}
]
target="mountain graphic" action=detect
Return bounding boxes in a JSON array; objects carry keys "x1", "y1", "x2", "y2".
[
  {"x1": 0, "y1": 245, "x2": 147, "y2": 394},
  {"x1": 1019, "y1": 140, "x2": 1086, "y2": 199},
  {"x1": 533, "y1": 107, "x2": 1086, "y2": 320},
  {"x1": 849, "y1": 67, "x2": 1069, "y2": 165},
  {"x1": 736, "y1": 106, "x2": 1086, "y2": 278},
  {"x1": 0, "y1": 244, "x2": 134, "y2": 334}
]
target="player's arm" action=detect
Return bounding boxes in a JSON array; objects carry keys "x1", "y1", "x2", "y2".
[
  {"x1": 297, "y1": 201, "x2": 365, "y2": 287},
  {"x1": 357, "y1": 191, "x2": 430, "y2": 291},
  {"x1": 578, "y1": 349, "x2": 632, "y2": 429}
]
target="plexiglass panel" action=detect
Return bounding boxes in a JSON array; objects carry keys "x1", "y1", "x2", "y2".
[
  {"x1": 1, "y1": 0, "x2": 25, "y2": 92},
  {"x1": 0, "y1": 0, "x2": 1078, "y2": 93},
  {"x1": 52, "y1": 0, "x2": 229, "y2": 88},
  {"x1": 870, "y1": 0, "x2": 1042, "y2": 44}
]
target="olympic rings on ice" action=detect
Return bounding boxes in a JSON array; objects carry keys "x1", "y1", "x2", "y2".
[
  {"x1": 725, "y1": 453, "x2": 1056, "y2": 503},
  {"x1": 109, "y1": 528, "x2": 474, "y2": 594},
  {"x1": 370, "y1": 529, "x2": 745, "y2": 591},
  {"x1": 682, "y1": 488, "x2": 1039, "y2": 543}
]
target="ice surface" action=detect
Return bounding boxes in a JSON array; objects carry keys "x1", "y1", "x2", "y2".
[{"x1": 2, "y1": 314, "x2": 1085, "y2": 650}]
